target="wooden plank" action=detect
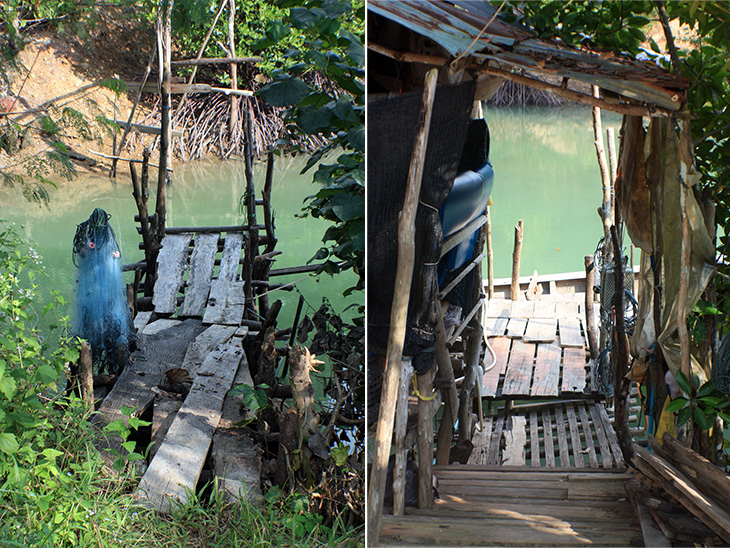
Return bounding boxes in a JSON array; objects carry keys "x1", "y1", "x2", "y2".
[
  {"x1": 578, "y1": 404, "x2": 599, "y2": 468},
  {"x1": 523, "y1": 318, "x2": 557, "y2": 343},
  {"x1": 597, "y1": 403, "x2": 625, "y2": 467},
  {"x1": 180, "y1": 324, "x2": 237, "y2": 374},
  {"x1": 588, "y1": 404, "x2": 613, "y2": 469},
  {"x1": 487, "y1": 299, "x2": 511, "y2": 317},
  {"x1": 533, "y1": 301, "x2": 556, "y2": 319},
  {"x1": 502, "y1": 340, "x2": 535, "y2": 397},
  {"x1": 142, "y1": 318, "x2": 181, "y2": 335},
  {"x1": 555, "y1": 405, "x2": 571, "y2": 467},
  {"x1": 566, "y1": 404, "x2": 585, "y2": 468},
  {"x1": 502, "y1": 416, "x2": 526, "y2": 466},
  {"x1": 530, "y1": 341, "x2": 561, "y2": 397},
  {"x1": 482, "y1": 337, "x2": 510, "y2": 397},
  {"x1": 179, "y1": 233, "x2": 219, "y2": 317},
  {"x1": 542, "y1": 408, "x2": 555, "y2": 467},
  {"x1": 561, "y1": 347, "x2": 587, "y2": 393},
  {"x1": 529, "y1": 411, "x2": 540, "y2": 467},
  {"x1": 511, "y1": 300, "x2": 535, "y2": 318},
  {"x1": 133, "y1": 310, "x2": 153, "y2": 332},
  {"x1": 506, "y1": 317, "x2": 527, "y2": 339},
  {"x1": 94, "y1": 319, "x2": 206, "y2": 469},
  {"x1": 152, "y1": 233, "x2": 193, "y2": 314},
  {"x1": 558, "y1": 317, "x2": 584, "y2": 348},
  {"x1": 217, "y1": 232, "x2": 243, "y2": 281},
  {"x1": 633, "y1": 445, "x2": 730, "y2": 545},
  {"x1": 484, "y1": 314, "x2": 509, "y2": 337},
  {"x1": 202, "y1": 280, "x2": 245, "y2": 325},
  {"x1": 467, "y1": 416, "x2": 493, "y2": 465},
  {"x1": 136, "y1": 344, "x2": 244, "y2": 512},
  {"x1": 149, "y1": 396, "x2": 182, "y2": 462},
  {"x1": 555, "y1": 301, "x2": 581, "y2": 320},
  {"x1": 487, "y1": 414, "x2": 505, "y2": 465}
]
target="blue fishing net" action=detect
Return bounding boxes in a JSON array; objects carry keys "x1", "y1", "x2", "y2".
[{"x1": 73, "y1": 208, "x2": 134, "y2": 374}]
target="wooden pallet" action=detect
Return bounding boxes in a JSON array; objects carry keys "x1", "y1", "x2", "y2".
[
  {"x1": 151, "y1": 231, "x2": 246, "y2": 324},
  {"x1": 467, "y1": 401, "x2": 624, "y2": 470},
  {"x1": 380, "y1": 467, "x2": 642, "y2": 546}
]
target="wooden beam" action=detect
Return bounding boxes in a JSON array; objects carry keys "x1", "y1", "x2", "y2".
[
  {"x1": 171, "y1": 56, "x2": 263, "y2": 65},
  {"x1": 117, "y1": 121, "x2": 183, "y2": 138},
  {"x1": 126, "y1": 81, "x2": 253, "y2": 96}
]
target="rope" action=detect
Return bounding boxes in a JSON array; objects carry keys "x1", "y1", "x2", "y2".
[{"x1": 412, "y1": 374, "x2": 435, "y2": 401}]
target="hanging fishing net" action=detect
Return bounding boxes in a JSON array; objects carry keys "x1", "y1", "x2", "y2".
[{"x1": 73, "y1": 208, "x2": 135, "y2": 374}]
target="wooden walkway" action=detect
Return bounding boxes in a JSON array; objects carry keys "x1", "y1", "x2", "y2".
[
  {"x1": 380, "y1": 467, "x2": 643, "y2": 546},
  {"x1": 482, "y1": 298, "x2": 596, "y2": 399}
]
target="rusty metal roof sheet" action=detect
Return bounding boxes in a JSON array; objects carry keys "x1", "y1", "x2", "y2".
[{"x1": 368, "y1": 0, "x2": 689, "y2": 111}]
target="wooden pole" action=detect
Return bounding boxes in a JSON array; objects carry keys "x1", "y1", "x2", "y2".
[
  {"x1": 79, "y1": 341, "x2": 94, "y2": 407},
  {"x1": 584, "y1": 255, "x2": 599, "y2": 360},
  {"x1": 593, "y1": 86, "x2": 613, "y2": 263},
  {"x1": 434, "y1": 300, "x2": 459, "y2": 465},
  {"x1": 392, "y1": 361, "x2": 414, "y2": 515},
  {"x1": 227, "y1": 0, "x2": 238, "y2": 138},
  {"x1": 417, "y1": 366, "x2": 435, "y2": 509},
  {"x1": 607, "y1": 127, "x2": 617, "y2": 225},
  {"x1": 367, "y1": 68, "x2": 438, "y2": 546},
  {"x1": 610, "y1": 225, "x2": 634, "y2": 463},
  {"x1": 486, "y1": 206, "x2": 494, "y2": 299},
  {"x1": 155, "y1": 0, "x2": 172, "y2": 248},
  {"x1": 510, "y1": 219, "x2": 523, "y2": 301}
]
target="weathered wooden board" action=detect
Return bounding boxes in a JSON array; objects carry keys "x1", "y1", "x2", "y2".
[
  {"x1": 502, "y1": 340, "x2": 534, "y2": 397},
  {"x1": 202, "y1": 280, "x2": 245, "y2": 325},
  {"x1": 179, "y1": 233, "x2": 219, "y2": 317},
  {"x1": 502, "y1": 416, "x2": 527, "y2": 466},
  {"x1": 136, "y1": 344, "x2": 244, "y2": 512},
  {"x1": 482, "y1": 337, "x2": 510, "y2": 397},
  {"x1": 597, "y1": 403, "x2": 625, "y2": 466},
  {"x1": 484, "y1": 314, "x2": 509, "y2": 337},
  {"x1": 561, "y1": 347, "x2": 587, "y2": 393},
  {"x1": 218, "y1": 232, "x2": 243, "y2": 281},
  {"x1": 530, "y1": 341, "x2": 561, "y2": 397},
  {"x1": 555, "y1": 301, "x2": 581, "y2": 320},
  {"x1": 152, "y1": 233, "x2": 193, "y2": 314},
  {"x1": 149, "y1": 396, "x2": 182, "y2": 462},
  {"x1": 566, "y1": 404, "x2": 585, "y2": 468},
  {"x1": 558, "y1": 317, "x2": 584, "y2": 348},
  {"x1": 506, "y1": 317, "x2": 527, "y2": 339},
  {"x1": 532, "y1": 301, "x2": 556, "y2": 319},
  {"x1": 487, "y1": 299, "x2": 511, "y2": 318},
  {"x1": 555, "y1": 405, "x2": 571, "y2": 467},
  {"x1": 142, "y1": 318, "x2": 180, "y2": 335},
  {"x1": 487, "y1": 414, "x2": 505, "y2": 465},
  {"x1": 529, "y1": 411, "x2": 540, "y2": 467},
  {"x1": 578, "y1": 404, "x2": 599, "y2": 468},
  {"x1": 511, "y1": 300, "x2": 535, "y2": 318},
  {"x1": 467, "y1": 416, "x2": 494, "y2": 465},
  {"x1": 542, "y1": 408, "x2": 555, "y2": 467},
  {"x1": 523, "y1": 318, "x2": 557, "y2": 343},
  {"x1": 588, "y1": 404, "x2": 613, "y2": 469},
  {"x1": 94, "y1": 319, "x2": 206, "y2": 469},
  {"x1": 133, "y1": 310, "x2": 153, "y2": 332}
]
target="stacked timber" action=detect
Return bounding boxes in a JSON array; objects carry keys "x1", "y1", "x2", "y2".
[{"x1": 629, "y1": 433, "x2": 730, "y2": 546}]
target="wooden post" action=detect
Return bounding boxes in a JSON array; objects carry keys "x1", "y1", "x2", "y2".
[
  {"x1": 486, "y1": 206, "x2": 494, "y2": 299},
  {"x1": 227, "y1": 0, "x2": 238, "y2": 138},
  {"x1": 242, "y1": 108, "x2": 258, "y2": 318},
  {"x1": 155, "y1": 0, "x2": 173, "y2": 247},
  {"x1": 434, "y1": 300, "x2": 458, "y2": 465},
  {"x1": 458, "y1": 325, "x2": 481, "y2": 441},
  {"x1": 607, "y1": 127, "x2": 617, "y2": 225},
  {"x1": 392, "y1": 361, "x2": 414, "y2": 516},
  {"x1": 593, "y1": 86, "x2": 613, "y2": 263},
  {"x1": 610, "y1": 225, "x2": 634, "y2": 463},
  {"x1": 584, "y1": 255, "x2": 599, "y2": 360},
  {"x1": 289, "y1": 344, "x2": 321, "y2": 438},
  {"x1": 678, "y1": 179, "x2": 692, "y2": 379},
  {"x1": 417, "y1": 366, "x2": 435, "y2": 509},
  {"x1": 510, "y1": 219, "x2": 523, "y2": 301},
  {"x1": 79, "y1": 341, "x2": 94, "y2": 407},
  {"x1": 255, "y1": 152, "x2": 277, "y2": 317},
  {"x1": 367, "y1": 68, "x2": 438, "y2": 546}
]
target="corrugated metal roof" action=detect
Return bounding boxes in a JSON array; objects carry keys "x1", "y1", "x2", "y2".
[{"x1": 368, "y1": 0, "x2": 689, "y2": 111}]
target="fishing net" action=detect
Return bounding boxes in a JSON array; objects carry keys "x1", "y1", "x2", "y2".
[{"x1": 73, "y1": 208, "x2": 134, "y2": 374}]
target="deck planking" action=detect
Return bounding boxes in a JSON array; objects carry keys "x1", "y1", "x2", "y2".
[
  {"x1": 152, "y1": 233, "x2": 194, "y2": 314},
  {"x1": 179, "y1": 233, "x2": 219, "y2": 317},
  {"x1": 502, "y1": 340, "x2": 535, "y2": 397}
]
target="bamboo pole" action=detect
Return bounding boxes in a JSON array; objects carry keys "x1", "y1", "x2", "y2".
[
  {"x1": 584, "y1": 255, "x2": 599, "y2": 360},
  {"x1": 392, "y1": 361, "x2": 414, "y2": 516},
  {"x1": 610, "y1": 225, "x2": 634, "y2": 463},
  {"x1": 417, "y1": 366, "x2": 435, "y2": 509},
  {"x1": 171, "y1": 56, "x2": 262, "y2": 65},
  {"x1": 510, "y1": 219, "x2": 523, "y2": 301},
  {"x1": 367, "y1": 68, "x2": 438, "y2": 546}
]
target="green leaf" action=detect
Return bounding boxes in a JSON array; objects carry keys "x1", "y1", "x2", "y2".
[
  {"x1": 665, "y1": 397, "x2": 688, "y2": 414},
  {"x1": 0, "y1": 432, "x2": 19, "y2": 454},
  {"x1": 674, "y1": 370, "x2": 692, "y2": 395},
  {"x1": 696, "y1": 380, "x2": 717, "y2": 398},
  {"x1": 0, "y1": 375, "x2": 17, "y2": 399},
  {"x1": 694, "y1": 406, "x2": 713, "y2": 430},
  {"x1": 256, "y1": 75, "x2": 311, "y2": 107},
  {"x1": 330, "y1": 443, "x2": 348, "y2": 467},
  {"x1": 677, "y1": 405, "x2": 692, "y2": 427}
]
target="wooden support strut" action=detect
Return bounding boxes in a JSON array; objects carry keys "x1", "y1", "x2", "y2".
[
  {"x1": 511, "y1": 220, "x2": 523, "y2": 301},
  {"x1": 367, "y1": 68, "x2": 438, "y2": 546}
]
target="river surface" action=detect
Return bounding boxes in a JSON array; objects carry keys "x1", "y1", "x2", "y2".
[
  {"x1": 0, "y1": 155, "x2": 359, "y2": 330},
  {"x1": 486, "y1": 105, "x2": 622, "y2": 279}
]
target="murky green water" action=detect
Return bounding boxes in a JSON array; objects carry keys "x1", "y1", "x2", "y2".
[
  {"x1": 0, "y1": 155, "x2": 359, "y2": 329},
  {"x1": 485, "y1": 105, "x2": 622, "y2": 279}
]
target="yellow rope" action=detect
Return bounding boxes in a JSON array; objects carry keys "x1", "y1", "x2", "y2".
[{"x1": 412, "y1": 374, "x2": 435, "y2": 401}]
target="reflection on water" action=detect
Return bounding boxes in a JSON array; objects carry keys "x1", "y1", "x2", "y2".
[
  {"x1": 0, "y1": 155, "x2": 359, "y2": 329},
  {"x1": 486, "y1": 106, "x2": 622, "y2": 279}
]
